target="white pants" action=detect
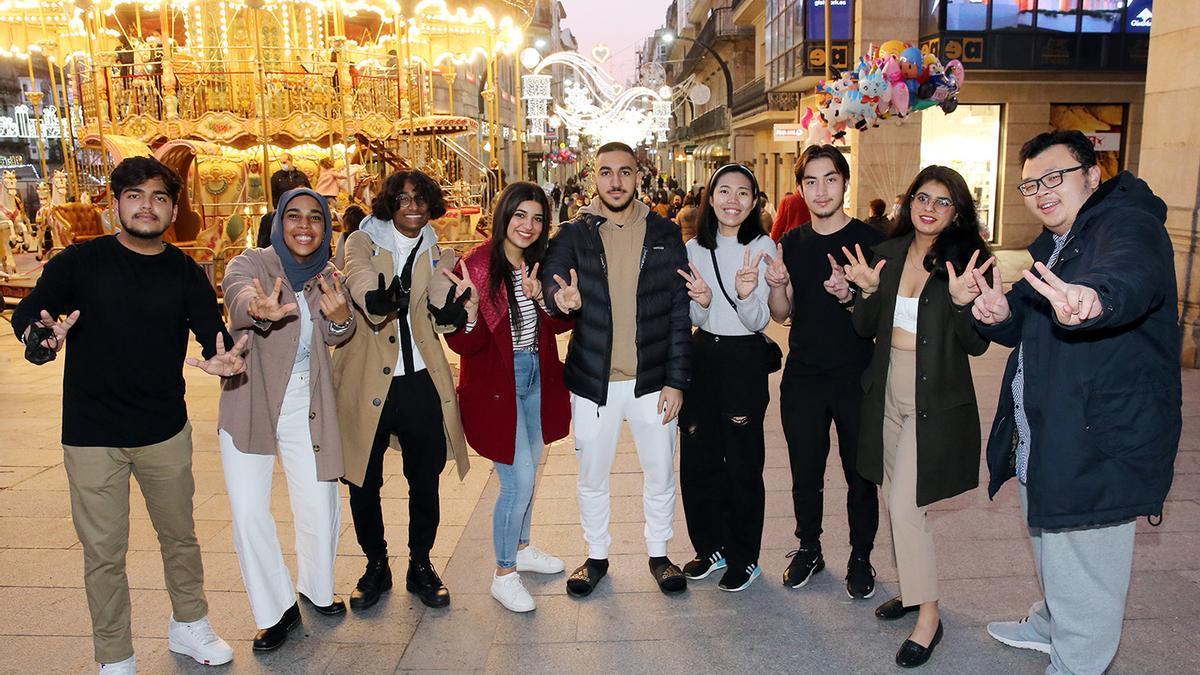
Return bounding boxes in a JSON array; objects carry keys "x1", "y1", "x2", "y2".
[
  {"x1": 219, "y1": 371, "x2": 341, "y2": 629},
  {"x1": 572, "y1": 380, "x2": 678, "y2": 558}
]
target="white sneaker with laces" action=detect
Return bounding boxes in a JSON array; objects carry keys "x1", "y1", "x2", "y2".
[
  {"x1": 491, "y1": 571, "x2": 536, "y2": 612},
  {"x1": 98, "y1": 655, "x2": 136, "y2": 674},
  {"x1": 986, "y1": 617, "x2": 1052, "y2": 655},
  {"x1": 167, "y1": 615, "x2": 234, "y2": 666},
  {"x1": 516, "y1": 545, "x2": 565, "y2": 574}
]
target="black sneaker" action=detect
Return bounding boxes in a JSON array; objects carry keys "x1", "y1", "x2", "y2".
[
  {"x1": 783, "y1": 547, "x2": 825, "y2": 588},
  {"x1": 682, "y1": 550, "x2": 727, "y2": 580},
  {"x1": 718, "y1": 562, "x2": 762, "y2": 592},
  {"x1": 846, "y1": 552, "x2": 876, "y2": 599}
]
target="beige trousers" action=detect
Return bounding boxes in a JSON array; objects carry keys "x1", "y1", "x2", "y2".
[
  {"x1": 882, "y1": 348, "x2": 939, "y2": 605},
  {"x1": 62, "y1": 422, "x2": 208, "y2": 664}
]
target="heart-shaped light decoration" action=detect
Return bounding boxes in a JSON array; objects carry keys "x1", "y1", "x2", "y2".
[{"x1": 592, "y1": 44, "x2": 611, "y2": 63}]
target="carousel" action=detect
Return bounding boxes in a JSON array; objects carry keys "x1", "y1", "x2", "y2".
[{"x1": 0, "y1": 0, "x2": 530, "y2": 299}]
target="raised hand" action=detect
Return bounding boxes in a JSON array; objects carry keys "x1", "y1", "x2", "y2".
[
  {"x1": 1022, "y1": 261, "x2": 1103, "y2": 326},
  {"x1": 552, "y1": 268, "x2": 582, "y2": 312},
  {"x1": 26, "y1": 309, "x2": 81, "y2": 352},
  {"x1": 841, "y1": 244, "x2": 886, "y2": 294},
  {"x1": 317, "y1": 274, "x2": 352, "y2": 325},
  {"x1": 248, "y1": 277, "x2": 298, "y2": 323},
  {"x1": 520, "y1": 261, "x2": 543, "y2": 302},
  {"x1": 677, "y1": 262, "x2": 712, "y2": 308},
  {"x1": 441, "y1": 263, "x2": 480, "y2": 324},
  {"x1": 971, "y1": 266, "x2": 1011, "y2": 325},
  {"x1": 186, "y1": 333, "x2": 250, "y2": 377},
  {"x1": 764, "y1": 242, "x2": 790, "y2": 289},
  {"x1": 735, "y1": 249, "x2": 765, "y2": 300},
  {"x1": 822, "y1": 253, "x2": 851, "y2": 302},
  {"x1": 363, "y1": 272, "x2": 403, "y2": 316},
  {"x1": 947, "y1": 250, "x2": 996, "y2": 307}
]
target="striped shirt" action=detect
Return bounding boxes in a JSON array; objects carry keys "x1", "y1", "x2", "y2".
[{"x1": 510, "y1": 270, "x2": 539, "y2": 352}]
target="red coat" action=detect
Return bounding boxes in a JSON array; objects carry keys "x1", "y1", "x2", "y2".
[
  {"x1": 770, "y1": 192, "x2": 812, "y2": 242},
  {"x1": 445, "y1": 245, "x2": 573, "y2": 465}
]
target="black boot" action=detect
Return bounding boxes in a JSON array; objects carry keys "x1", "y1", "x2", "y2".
[
  {"x1": 406, "y1": 559, "x2": 450, "y2": 608},
  {"x1": 349, "y1": 558, "x2": 393, "y2": 611},
  {"x1": 252, "y1": 603, "x2": 300, "y2": 652}
]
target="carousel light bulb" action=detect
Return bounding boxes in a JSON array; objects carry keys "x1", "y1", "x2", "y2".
[
  {"x1": 519, "y1": 47, "x2": 540, "y2": 70},
  {"x1": 658, "y1": 85, "x2": 672, "y2": 99}
]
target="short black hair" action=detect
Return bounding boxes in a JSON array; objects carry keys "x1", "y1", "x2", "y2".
[
  {"x1": 595, "y1": 141, "x2": 637, "y2": 164},
  {"x1": 270, "y1": 169, "x2": 310, "y2": 206},
  {"x1": 372, "y1": 170, "x2": 447, "y2": 221},
  {"x1": 869, "y1": 198, "x2": 886, "y2": 217},
  {"x1": 110, "y1": 156, "x2": 182, "y2": 205},
  {"x1": 795, "y1": 144, "x2": 850, "y2": 185},
  {"x1": 1019, "y1": 130, "x2": 1097, "y2": 169},
  {"x1": 342, "y1": 204, "x2": 366, "y2": 234}
]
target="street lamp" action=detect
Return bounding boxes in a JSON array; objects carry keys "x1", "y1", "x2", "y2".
[{"x1": 660, "y1": 31, "x2": 734, "y2": 111}]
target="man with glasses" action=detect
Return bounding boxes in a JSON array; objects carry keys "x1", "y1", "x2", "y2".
[
  {"x1": 334, "y1": 169, "x2": 470, "y2": 611},
  {"x1": 972, "y1": 130, "x2": 1180, "y2": 674}
]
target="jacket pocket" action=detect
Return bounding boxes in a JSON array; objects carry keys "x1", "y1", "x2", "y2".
[{"x1": 1085, "y1": 387, "x2": 1170, "y2": 460}]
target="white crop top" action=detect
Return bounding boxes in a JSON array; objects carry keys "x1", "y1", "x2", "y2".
[{"x1": 893, "y1": 296, "x2": 919, "y2": 333}]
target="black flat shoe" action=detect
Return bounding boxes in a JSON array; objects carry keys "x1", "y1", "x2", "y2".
[
  {"x1": 406, "y1": 560, "x2": 450, "y2": 608},
  {"x1": 300, "y1": 593, "x2": 346, "y2": 616},
  {"x1": 650, "y1": 558, "x2": 687, "y2": 594},
  {"x1": 895, "y1": 621, "x2": 943, "y2": 668},
  {"x1": 566, "y1": 559, "x2": 608, "y2": 598},
  {"x1": 876, "y1": 596, "x2": 920, "y2": 620},
  {"x1": 350, "y1": 559, "x2": 392, "y2": 611},
  {"x1": 252, "y1": 603, "x2": 300, "y2": 652}
]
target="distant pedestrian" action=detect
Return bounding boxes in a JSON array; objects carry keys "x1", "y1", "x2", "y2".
[{"x1": 865, "y1": 198, "x2": 892, "y2": 235}]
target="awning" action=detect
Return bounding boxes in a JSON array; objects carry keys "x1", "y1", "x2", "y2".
[{"x1": 692, "y1": 143, "x2": 731, "y2": 160}]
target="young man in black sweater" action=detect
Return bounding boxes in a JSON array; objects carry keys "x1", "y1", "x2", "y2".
[
  {"x1": 12, "y1": 157, "x2": 248, "y2": 674},
  {"x1": 766, "y1": 145, "x2": 881, "y2": 598}
]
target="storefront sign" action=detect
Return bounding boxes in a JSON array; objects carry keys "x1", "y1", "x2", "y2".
[
  {"x1": 1127, "y1": 0, "x2": 1153, "y2": 33},
  {"x1": 773, "y1": 124, "x2": 807, "y2": 142},
  {"x1": 805, "y1": 43, "x2": 850, "y2": 74},
  {"x1": 805, "y1": 0, "x2": 853, "y2": 41},
  {"x1": 1050, "y1": 104, "x2": 1125, "y2": 180}
]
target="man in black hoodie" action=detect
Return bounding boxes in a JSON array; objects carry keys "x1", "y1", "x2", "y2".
[{"x1": 973, "y1": 130, "x2": 1180, "y2": 674}]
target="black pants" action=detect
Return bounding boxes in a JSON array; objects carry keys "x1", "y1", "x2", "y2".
[
  {"x1": 679, "y1": 331, "x2": 769, "y2": 567},
  {"x1": 348, "y1": 370, "x2": 448, "y2": 563},
  {"x1": 780, "y1": 371, "x2": 878, "y2": 555}
]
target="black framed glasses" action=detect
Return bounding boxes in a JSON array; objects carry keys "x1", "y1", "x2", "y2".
[
  {"x1": 394, "y1": 193, "x2": 428, "y2": 209},
  {"x1": 1017, "y1": 165, "x2": 1085, "y2": 197}
]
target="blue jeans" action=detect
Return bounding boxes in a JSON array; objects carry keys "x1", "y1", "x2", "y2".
[{"x1": 493, "y1": 352, "x2": 544, "y2": 569}]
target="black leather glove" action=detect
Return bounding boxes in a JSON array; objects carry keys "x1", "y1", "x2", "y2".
[
  {"x1": 429, "y1": 285, "x2": 469, "y2": 330},
  {"x1": 24, "y1": 323, "x2": 58, "y2": 365},
  {"x1": 363, "y1": 273, "x2": 403, "y2": 316}
]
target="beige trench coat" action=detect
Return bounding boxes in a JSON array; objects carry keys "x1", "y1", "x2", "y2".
[
  {"x1": 218, "y1": 248, "x2": 353, "y2": 481},
  {"x1": 333, "y1": 228, "x2": 469, "y2": 486}
]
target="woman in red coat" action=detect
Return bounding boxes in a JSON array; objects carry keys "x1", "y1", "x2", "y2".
[{"x1": 444, "y1": 182, "x2": 573, "y2": 613}]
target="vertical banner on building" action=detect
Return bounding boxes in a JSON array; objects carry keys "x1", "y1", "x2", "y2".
[
  {"x1": 806, "y1": 0, "x2": 854, "y2": 41},
  {"x1": 1049, "y1": 104, "x2": 1125, "y2": 181}
]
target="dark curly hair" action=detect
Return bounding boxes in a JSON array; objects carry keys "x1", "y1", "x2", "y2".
[
  {"x1": 371, "y1": 170, "x2": 447, "y2": 221},
  {"x1": 891, "y1": 165, "x2": 990, "y2": 279},
  {"x1": 110, "y1": 156, "x2": 182, "y2": 205}
]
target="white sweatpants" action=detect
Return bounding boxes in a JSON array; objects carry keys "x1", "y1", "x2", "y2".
[
  {"x1": 572, "y1": 380, "x2": 678, "y2": 558},
  {"x1": 219, "y1": 371, "x2": 341, "y2": 629}
]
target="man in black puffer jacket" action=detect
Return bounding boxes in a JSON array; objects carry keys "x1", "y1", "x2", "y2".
[
  {"x1": 542, "y1": 141, "x2": 692, "y2": 598},
  {"x1": 973, "y1": 131, "x2": 1181, "y2": 674}
]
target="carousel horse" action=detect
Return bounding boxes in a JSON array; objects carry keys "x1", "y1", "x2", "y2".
[
  {"x1": 1, "y1": 170, "x2": 32, "y2": 255},
  {"x1": 33, "y1": 181, "x2": 53, "y2": 259}
]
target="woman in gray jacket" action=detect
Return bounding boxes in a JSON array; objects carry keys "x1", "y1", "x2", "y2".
[{"x1": 218, "y1": 188, "x2": 355, "y2": 652}]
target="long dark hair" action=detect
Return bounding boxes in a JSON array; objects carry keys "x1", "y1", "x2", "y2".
[
  {"x1": 487, "y1": 182, "x2": 552, "y2": 331},
  {"x1": 696, "y1": 163, "x2": 764, "y2": 250},
  {"x1": 891, "y1": 165, "x2": 990, "y2": 278}
]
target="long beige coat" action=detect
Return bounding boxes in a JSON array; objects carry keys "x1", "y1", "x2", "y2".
[
  {"x1": 333, "y1": 227, "x2": 469, "y2": 486},
  {"x1": 218, "y1": 248, "x2": 353, "y2": 481}
]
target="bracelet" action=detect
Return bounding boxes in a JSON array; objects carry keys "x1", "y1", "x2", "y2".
[{"x1": 329, "y1": 317, "x2": 353, "y2": 332}]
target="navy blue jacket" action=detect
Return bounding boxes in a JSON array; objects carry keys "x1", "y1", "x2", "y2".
[
  {"x1": 977, "y1": 172, "x2": 1181, "y2": 529},
  {"x1": 541, "y1": 207, "x2": 692, "y2": 406}
]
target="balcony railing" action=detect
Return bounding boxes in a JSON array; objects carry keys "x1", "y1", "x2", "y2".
[
  {"x1": 688, "y1": 105, "x2": 730, "y2": 139},
  {"x1": 731, "y1": 76, "x2": 765, "y2": 117},
  {"x1": 677, "y1": 6, "x2": 754, "y2": 80}
]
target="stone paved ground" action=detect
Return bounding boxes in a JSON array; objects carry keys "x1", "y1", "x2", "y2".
[{"x1": 1, "y1": 315, "x2": 1197, "y2": 674}]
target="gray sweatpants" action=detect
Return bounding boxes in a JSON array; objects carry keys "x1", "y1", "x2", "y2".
[{"x1": 1020, "y1": 484, "x2": 1136, "y2": 675}]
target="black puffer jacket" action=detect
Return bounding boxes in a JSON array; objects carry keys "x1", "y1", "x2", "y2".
[{"x1": 542, "y1": 204, "x2": 691, "y2": 405}]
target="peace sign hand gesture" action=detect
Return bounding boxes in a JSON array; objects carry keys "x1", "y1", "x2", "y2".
[
  {"x1": 735, "y1": 249, "x2": 765, "y2": 300},
  {"x1": 25, "y1": 309, "x2": 81, "y2": 352},
  {"x1": 552, "y1": 269, "x2": 582, "y2": 312},
  {"x1": 764, "y1": 243, "x2": 790, "y2": 289},
  {"x1": 971, "y1": 266, "x2": 1011, "y2": 325},
  {"x1": 841, "y1": 244, "x2": 886, "y2": 295},
  {"x1": 441, "y1": 264, "x2": 480, "y2": 324},
  {"x1": 317, "y1": 274, "x2": 352, "y2": 325},
  {"x1": 823, "y1": 253, "x2": 852, "y2": 302},
  {"x1": 248, "y1": 277, "x2": 299, "y2": 324},
  {"x1": 186, "y1": 333, "x2": 251, "y2": 377},
  {"x1": 1022, "y1": 261, "x2": 1103, "y2": 326},
  {"x1": 520, "y1": 262, "x2": 543, "y2": 303},
  {"x1": 947, "y1": 249, "x2": 997, "y2": 307},
  {"x1": 677, "y1": 262, "x2": 712, "y2": 308}
]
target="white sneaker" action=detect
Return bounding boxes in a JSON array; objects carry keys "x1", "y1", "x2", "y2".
[
  {"x1": 986, "y1": 617, "x2": 1053, "y2": 655},
  {"x1": 516, "y1": 545, "x2": 565, "y2": 574},
  {"x1": 99, "y1": 655, "x2": 136, "y2": 674},
  {"x1": 491, "y1": 571, "x2": 536, "y2": 613},
  {"x1": 167, "y1": 615, "x2": 234, "y2": 666}
]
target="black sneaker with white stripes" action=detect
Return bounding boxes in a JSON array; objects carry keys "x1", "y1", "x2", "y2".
[
  {"x1": 682, "y1": 550, "x2": 727, "y2": 580},
  {"x1": 718, "y1": 562, "x2": 762, "y2": 592}
]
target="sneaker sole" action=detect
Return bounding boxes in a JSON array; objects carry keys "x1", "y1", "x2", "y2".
[
  {"x1": 491, "y1": 591, "x2": 536, "y2": 613},
  {"x1": 846, "y1": 584, "x2": 877, "y2": 599},
  {"x1": 784, "y1": 561, "x2": 825, "y2": 588},
  {"x1": 987, "y1": 627, "x2": 1053, "y2": 655},
  {"x1": 516, "y1": 563, "x2": 566, "y2": 574},
  {"x1": 168, "y1": 641, "x2": 235, "y2": 665},
  {"x1": 719, "y1": 568, "x2": 762, "y2": 592},
  {"x1": 684, "y1": 559, "x2": 728, "y2": 580}
]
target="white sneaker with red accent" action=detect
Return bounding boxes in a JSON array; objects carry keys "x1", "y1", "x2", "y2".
[
  {"x1": 167, "y1": 615, "x2": 234, "y2": 666},
  {"x1": 98, "y1": 655, "x2": 136, "y2": 674}
]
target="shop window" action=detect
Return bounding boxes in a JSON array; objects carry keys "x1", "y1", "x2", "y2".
[
  {"x1": 1049, "y1": 103, "x2": 1125, "y2": 180},
  {"x1": 1079, "y1": 0, "x2": 1125, "y2": 32},
  {"x1": 946, "y1": 0, "x2": 988, "y2": 31},
  {"x1": 991, "y1": 0, "x2": 1037, "y2": 30},
  {"x1": 920, "y1": 104, "x2": 1002, "y2": 241},
  {"x1": 1037, "y1": 0, "x2": 1079, "y2": 31}
]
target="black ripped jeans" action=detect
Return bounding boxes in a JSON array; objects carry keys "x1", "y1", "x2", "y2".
[{"x1": 679, "y1": 330, "x2": 769, "y2": 568}]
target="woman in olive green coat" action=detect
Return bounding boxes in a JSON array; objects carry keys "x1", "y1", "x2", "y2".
[{"x1": 833, "y1": 165, "x2": 992, "y2": 669}]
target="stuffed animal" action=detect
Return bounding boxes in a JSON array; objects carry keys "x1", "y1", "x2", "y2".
[
  {"x1": 881, "y1": 56, "x2": 910, "y2": 117},
  {"x1": 858, "y1": 71, "x2": 891, "y2": 122}
]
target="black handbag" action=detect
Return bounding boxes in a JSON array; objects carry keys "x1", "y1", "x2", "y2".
[{"x1": 709, "y1": 247, "x2": 783, "y2": 374}]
